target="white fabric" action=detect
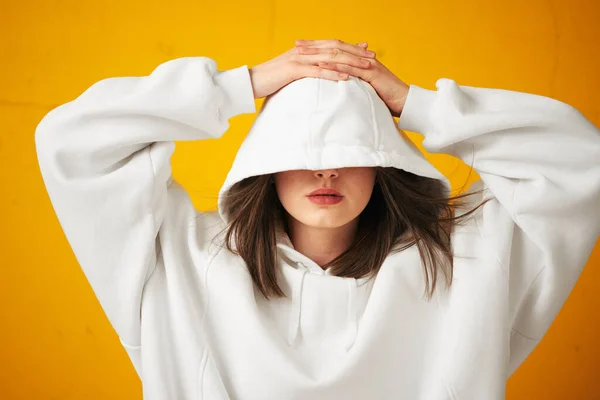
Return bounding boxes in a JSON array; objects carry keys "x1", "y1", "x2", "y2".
[{"x1": 35, "y1": 56, "x2": 600, "y2": 399}]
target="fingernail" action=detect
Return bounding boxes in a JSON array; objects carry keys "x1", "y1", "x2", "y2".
[
  {"x1": 366, "y1": 50, "x2": 375, "y2": 56},
  {"x1": 358, "y1": 42, "x2": 368, "y2": 47},
  {"x1": 339, "y1": 73, "x2": 348, "y2": 78}
]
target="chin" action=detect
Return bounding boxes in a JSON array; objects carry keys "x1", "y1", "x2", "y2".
[{"x1": 301, "y1": 214, "x2": 354, "y2": 229}]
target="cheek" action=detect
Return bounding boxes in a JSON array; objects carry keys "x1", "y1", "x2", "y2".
[
  {"x1": 352, "y1": 184, "x2": 374, "y2": 208},
  {"x1": 348, "y1": 171, "x2": 376, "y2": 205},
  {"x1": 346, "y1": 184, "x2": 375, "y2": 217},
  {"x1": 274, "y1": 172, "x2": 305, "y2": 208}
]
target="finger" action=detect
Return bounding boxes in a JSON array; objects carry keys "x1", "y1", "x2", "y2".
[
  {"x1": 317, "y1": 62, "x2": 372, "y2": 81},
  {"x1": 296, "y1": 47, "x2": 372, "y2": 69},
  {"x1": 297, "y1": 39, "x2": 367, "y2": 48},
  {"x1": 299, "y1": 65, "x2": 349, "y2": 81},
  {"x1": 295, "y1": 40, "x2": 330, "y2": 46},
  {"x1": 297, "y1": 39, "x2": 375, "y2": 58}
]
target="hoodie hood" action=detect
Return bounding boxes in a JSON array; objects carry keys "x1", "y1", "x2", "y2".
[
  {"x1": 216, "y1": 75, "x2": 450, "y2": 349},
  {"x1": 217, "y1": 75, "x2": 450, "y2": 225}
]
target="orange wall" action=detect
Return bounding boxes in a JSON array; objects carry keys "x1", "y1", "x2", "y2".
[{"x1": 1, "y1": 0, "x2": 599, "y2": 398}]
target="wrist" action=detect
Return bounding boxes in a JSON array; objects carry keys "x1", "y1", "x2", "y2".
[
  {"x1": 390, "y1": 81, "x2": 409, "y2": 118},
  {"x1": 389, "y1": 95, "x2": 407, "y2": 118}
]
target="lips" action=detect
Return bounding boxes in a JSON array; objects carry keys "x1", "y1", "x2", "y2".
[
  {"x1": 307, "y1": 188, "x2": 344, "y2": 205},
  {"x1": 307, "y1": 188, "x2": 343, "y2": 197}
]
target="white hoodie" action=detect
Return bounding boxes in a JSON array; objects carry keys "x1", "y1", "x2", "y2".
[{"x1": 35, "y1": 57, "x2": 600, "y2": 400}]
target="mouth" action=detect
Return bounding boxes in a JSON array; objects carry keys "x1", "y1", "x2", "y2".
[
  {"x1": 307, "y1": 189, "x2": 344, "y2": 205},
  {"x1": 307, "y1": 188, "x2": 343, "y2": 197}
]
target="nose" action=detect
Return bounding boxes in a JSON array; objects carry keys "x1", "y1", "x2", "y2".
[{"x1": 314, "y1": 169, "x2": 339, "y2": 179}]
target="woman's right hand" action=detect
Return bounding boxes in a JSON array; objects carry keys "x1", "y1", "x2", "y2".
[{"x1": 248, "y1": 39, "x2": 376, "y2": 99}]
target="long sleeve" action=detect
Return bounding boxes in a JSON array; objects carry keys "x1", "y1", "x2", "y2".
[
  {"x1": 34, "y1": 57, "x2": 256, "y2": 349},
  {"x1": 398, "y1": 78, "x2": 600, "y2": 372}
]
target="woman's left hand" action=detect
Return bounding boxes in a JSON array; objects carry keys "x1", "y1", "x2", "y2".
[{"x1": 295, "y1": 39, "x2": 410, "y2": 118}]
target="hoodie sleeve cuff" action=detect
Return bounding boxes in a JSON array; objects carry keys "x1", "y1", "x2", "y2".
[
  {"x1": 397, "y1": 84, "x2": 437, "y2": 134},
  {"x1": 213, "y1": 65, "x2": 257, "y2": 120}
]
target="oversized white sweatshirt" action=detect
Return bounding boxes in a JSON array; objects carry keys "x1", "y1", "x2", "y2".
[{"x1": 35, "y1": 57, "x2": 600, "y2": 400}]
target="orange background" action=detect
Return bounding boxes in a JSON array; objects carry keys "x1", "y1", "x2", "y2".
[{"x1": 1, "y1": 0, "x2": 599, "y2": 398}]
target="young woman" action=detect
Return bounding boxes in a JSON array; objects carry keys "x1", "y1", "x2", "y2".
[{"x1": 35, "y1": 39, "x2": 600, "y2": 399}]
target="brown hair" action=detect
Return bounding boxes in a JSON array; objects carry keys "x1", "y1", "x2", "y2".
[{"x1": 219, "y1": 165, "x2": 491, "y2": 301}]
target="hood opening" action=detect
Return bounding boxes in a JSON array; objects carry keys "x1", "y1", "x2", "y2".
[{"x1": 218, "y1": 75, "x2": 449, "y2": 225}]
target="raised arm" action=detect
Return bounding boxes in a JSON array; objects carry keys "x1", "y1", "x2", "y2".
[
  {"x1": 35, "y1": 57, "x2": 256, "y2": 349},
  {"x1": 398, "y1": 78, "x2": 600, "y2": 372}
]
